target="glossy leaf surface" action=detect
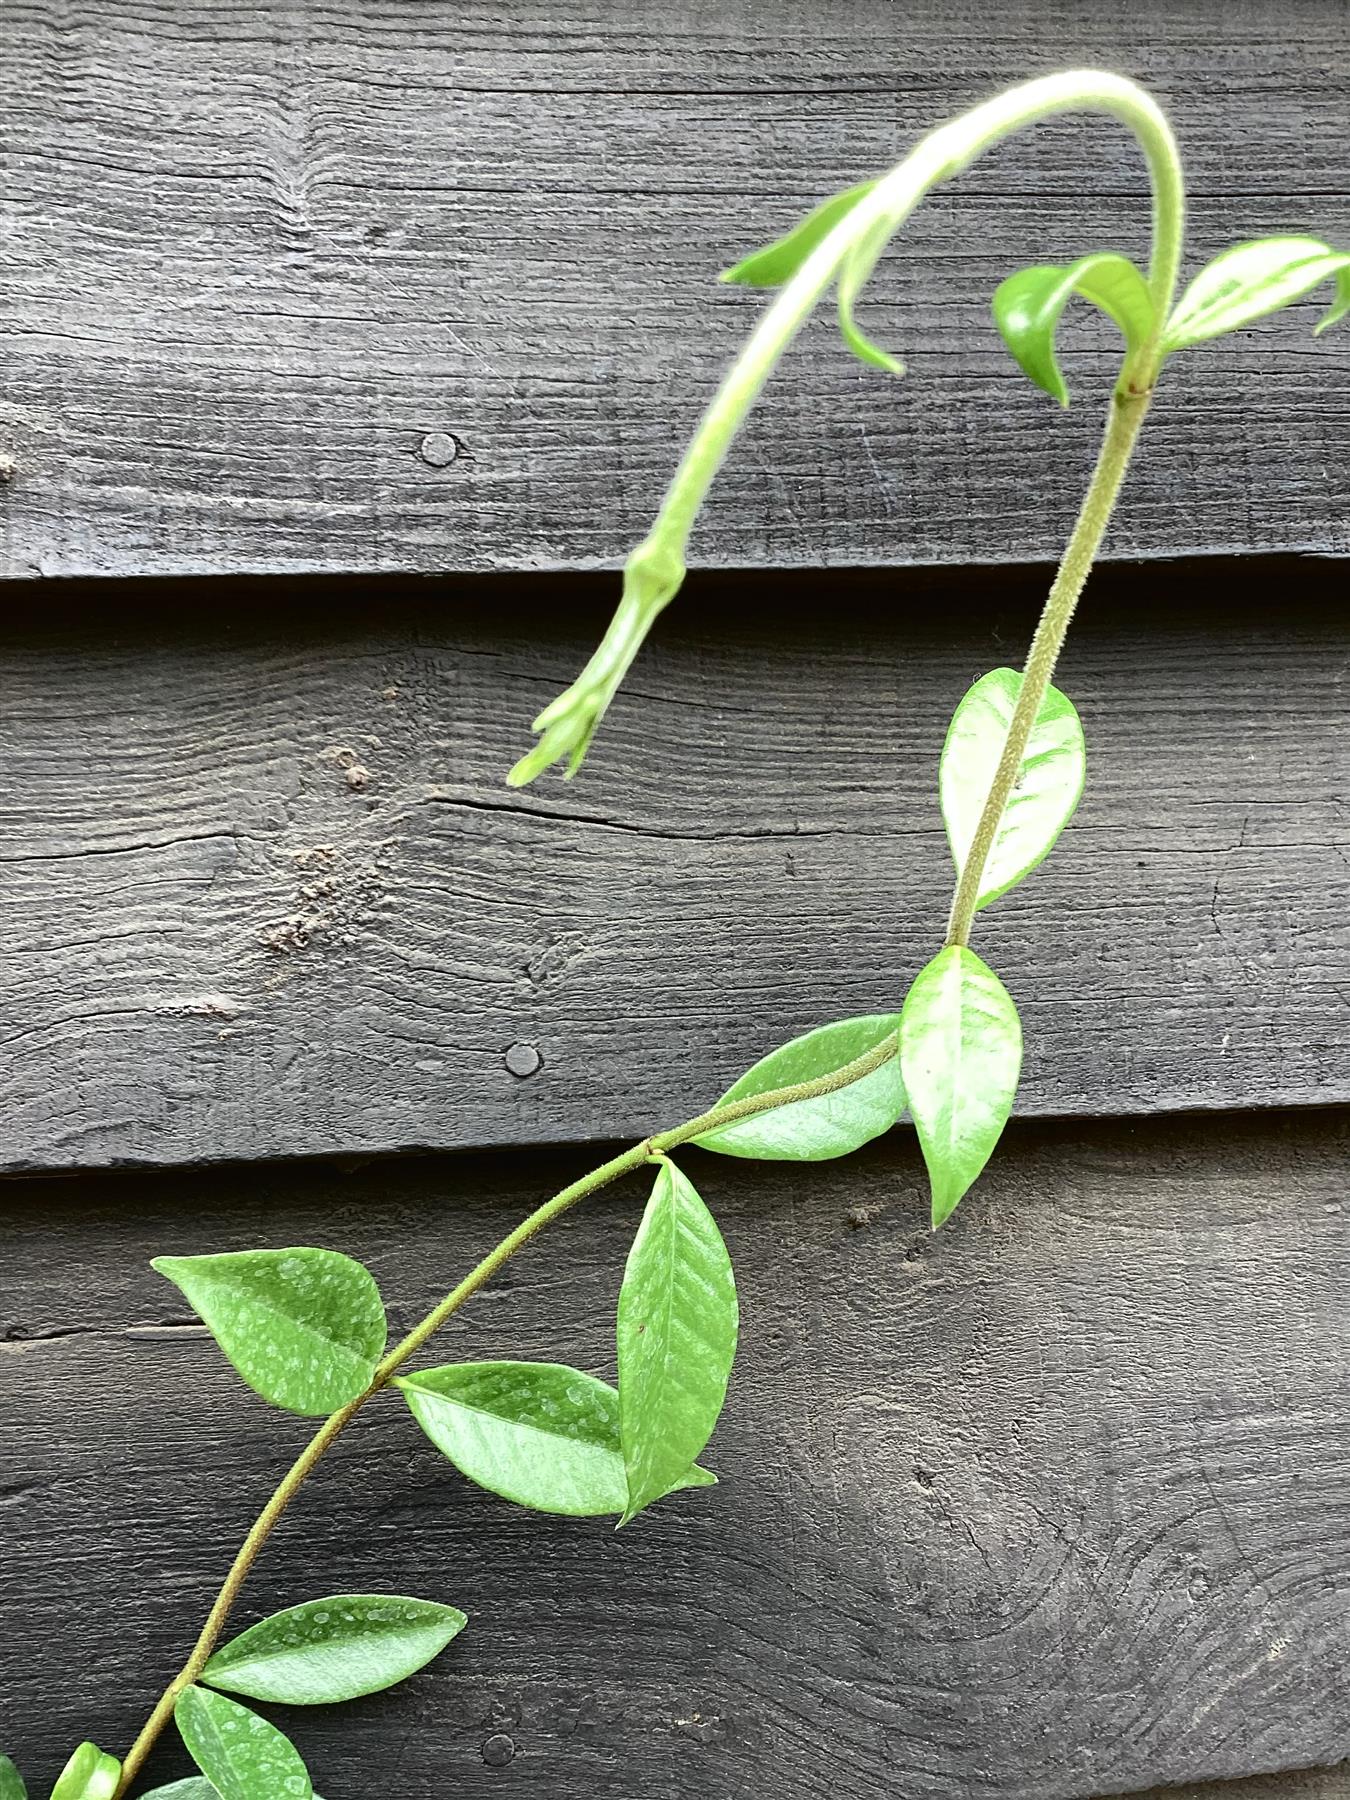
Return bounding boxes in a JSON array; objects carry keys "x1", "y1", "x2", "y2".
[
  {"x1": 695, "y1": 1014, "x2": 904, "y2": 1160},
  {"x1": 0, "y1": 1758, "x2": 23, "y2": 1800},
  {"x1": 141, "y1": 1785, "x2": 326, "y2": 1800},
  {"x1": 1164, "y1": 236, "x2": 1350, "y2": 349},
  {"x1": 399, "y1": 1361, "x2": 714, "y2": 1516},
  {"x1": 900, "y1": 947, "x2": 1022, "y2": 1229},
  {"x1": 720, "y1": 180, "x2": 877, "y2": 287},
  {"x1": 175, "y1": 1687, "x2": 311, "y2": 1800},
  {"x1": 940, "y1": 668, "x2": 1086, "y2": 910},
  {"x1": 617, "y1": 1160, "x2": 739, "y2": 1523},
  {"x1": 49, "y1": 1746, "x2": 119, "y2": 1800},
  {"x1": 139, "y1": 1786, "x2": 227, "y2": 1800},
  {"x1": 993, "y1": 253, "x2": 1153, "y2": 404},
  {"x1": 153, "y1": 1248, "x2": 386, "y2": 1416},
  {"x1": 204, "y1": 1594, "x2": 466, "y2": 1705}
]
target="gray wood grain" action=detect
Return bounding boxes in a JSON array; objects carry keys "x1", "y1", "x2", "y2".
[
  {"x1": 2, "y1": 0, "x2": 1349, "y2": 579},
  {"x1": 1119, "y1": 1764, "x2": 1350, "y2": 1800},
  {"x1": 2, "y1": 1109, "x2": 1346, "y2": 1798},
  {"x1": 0, "y1": 561, "x2": 1345, "y2": 1173}
]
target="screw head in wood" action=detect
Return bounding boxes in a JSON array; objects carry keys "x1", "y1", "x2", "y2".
[{"x1": 418, "y1": 430, "x2": 461, "y2": 467}]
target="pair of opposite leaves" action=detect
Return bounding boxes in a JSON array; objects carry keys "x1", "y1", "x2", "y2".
[
  {"x1": 709, "y1": 200, "x2": 1348, "y2": 1214},
  {"x1": 158, "y1": 656, "x2": 1074, "y2": 1445},
  {"x1": 34, "y1": 659, "x2": 1088, "y2": 1800},
  {"x1": 154, "y1": 1153, "x2": 736, "y2": 1529},
  {"x1": 699, "y1": 664, "x2": 1085, "y2": 1224},
  {"x1": 723, "y1": 176, "x2": 1350, "y2": 400},
  {"x1": 20, "y1": 1180, "x2": 736, "y2": 1800},
  {"x1": 93, "y1": 1165, "x2": 740, "y2": 1795},
  {"x1": 403, "y1": 1156, "x2": 736, "y2": 1526},
  {"x1": 23, "y1": 686, "x2": 1084, "y2": 1800}
]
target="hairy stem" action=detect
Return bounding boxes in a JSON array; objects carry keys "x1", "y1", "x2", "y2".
[
  {"x1": 944, "y1": 385, "x2": 1152, "y2": 947},
  {"x1": 510, "y1": 67, "x2": 1185, "y2": 786},
  {"x1": 656, "y1": 72, "x2": 1180, "y2": 557},
  {"x1": 114, "y1": 1033, "x2": 896, "y2": 1794}
]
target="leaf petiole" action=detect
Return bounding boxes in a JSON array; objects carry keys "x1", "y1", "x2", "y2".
[{"x1": 112, "y1": 1034, "x2": 897, "y2": 1796}]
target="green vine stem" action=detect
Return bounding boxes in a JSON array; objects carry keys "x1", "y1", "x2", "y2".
[
  {"x1": 944, "y1": 383, "x2": 1152, "y2": 946},
  {"x1": 113, "y1": 1034, "x2": 897, "y2": 1796},
  {"x1": 508, "y1": 67, "x2": 1185, "y2": 789}
]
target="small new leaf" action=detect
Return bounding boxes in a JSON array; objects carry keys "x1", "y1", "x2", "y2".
[
  {"x1": 837, "y1": 216, "x2": 906, "y2": 375},
  {"x1": 941, "y1": 668, "x2": 1086, "y2": 910},
  {"x1": 617, "y1": 1160, "x2": 739, "y2": 1524},
  {"x1": 203, "y1": 1594, "x2": 467, "y2": 1705},
  {"x1": 0, "y1": 1757, "x2": 23, "y2": 1800},
  {"x1": 1163, "y1": 236, "x2": 1350, "y2": 350},
  {"x1": 48, "y1": 1746, "x2": 119, "y2": 1800},
  {"x1": 900, "y1": 947, "x2": 1022, "y2": 1229},
  {"x1": 507, "y1": 533, "x2": 685, "y2": 787},
  {"x1": 175, "y1": 1687, "x2": 312, "y2": 1800},
  {"x1": 695, "y1": 1014, "x2": 904, "y2": 1160},
  {"x1": 152, "y1": 1247, "x2": 386, "y2": 1417},
  {"x1": 399, "y1": 1361, "x2": 715, "y2": 1516},
  {"x1": 993, "y1": 253, "x2": 1154, "y2": 405},
  {"x1": 721, "y1": 180, "x2": 877, "y2": 288}
]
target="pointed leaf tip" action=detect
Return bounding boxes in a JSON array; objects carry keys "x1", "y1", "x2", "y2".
[
  {"x1": 1314, "y1": 263, "x2": 1350, "y2": 336},
  {"x1": 721, "y1": 179, "x2": 878, "y2": 287},
  {"x1": 900, "y1": 947, "x2": 1021, "y2": 1229},
  {"x1": 0, "y1": 1756, "x2": 24, "y2": 1800},
  {"x1": 839, "y1": 301, "x2": 906, "y2": 376},
  {"x1": 836, "y1": 216, "x2": 906, "y2": 376},
  {"x1": 204, "y1": 1594, "x2": 466, "y2": 1705},
  {"x1": 153, "y1": 1247, "x2": 386, "y2": 1416},
  {"x1": 399, "y1": 1360, "x2": 713, "y2": 1516},
  {"x1": 993, "y1": 254, "x2": 1154, "y2": 405},
  {"x1": 617, "y1": 1160, "x2": 738, "y2": 1523},
  {"x1": 1164, "y1": 236, "x2": 1350, "y2": 350}
]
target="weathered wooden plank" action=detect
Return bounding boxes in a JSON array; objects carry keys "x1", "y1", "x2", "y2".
[
  {"x1": 0, "y1": 559, "x2": 1344, "y2": 1174},
  {"x1": 1123, "y1": 1767, "x2": 1350, "y2": 1800},
  {"x1": 2, "y1": 0, "x2": 1349, "y2": 579},
  {"x1": 2, "y1": 1109, "x2": 1346, "y2": 1797}
]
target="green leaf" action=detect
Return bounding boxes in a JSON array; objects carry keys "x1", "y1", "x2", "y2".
[
  {"x1": 1318, "y1": 263, "x2": 1350, "y2": 336},
  {"x1": 48, "y1": 1746, "x2": 118, "y2": 1800},
  {"x1": 993, "y1": 253, "x2": 1154, "y2": 405},
  {"x1": 900, "y1": 947, "x2": 1022, "y2": 1230},
  {"x1": 694, "y1": 1014, "x2": 904, "y2": 1160},
  {"x1": 507, "y1": 534, "x2": 686, "y2": 788},
  {"x1": 141, "y1": 1785, "x2": 326, "y2": 1800},
  {"x1": 1163, "y1": 236, "x2": 1350, "y2": 350},
  {"x1": 153, "y1": 1247, "x2": 386, "y2": 1417},
  {"x1": 398, "y1": 1361, "x2": 715, "y2": 1517},
  {"x1": 616, "y1": 1160, "x2": 738, "y2": 1524},
  {"x1": 48, "y1": 1747, "x2": 119, "y2": 1800},
  {"x1": 836, "y1": 216, "x2": 905, "y2": 375},
  {"x1": 138, "y1": 1786, "x2": 224, "y2": 1800},
  {"x1": 203, "y1": 1594, "x2": 466, "y2": 1705},
  {"x1": 0, "y1": 1756, "x2": 24, "y2": 1800},
  {"x1": 940, "y1": 668, "x2": 1086, "y2": 911},
  {"x1": 175, "y1": 1687, "x2": 311, "y2": 1800},
  {"x1": 720, "y1": 180, "x2": 877, "y2": 288}
]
